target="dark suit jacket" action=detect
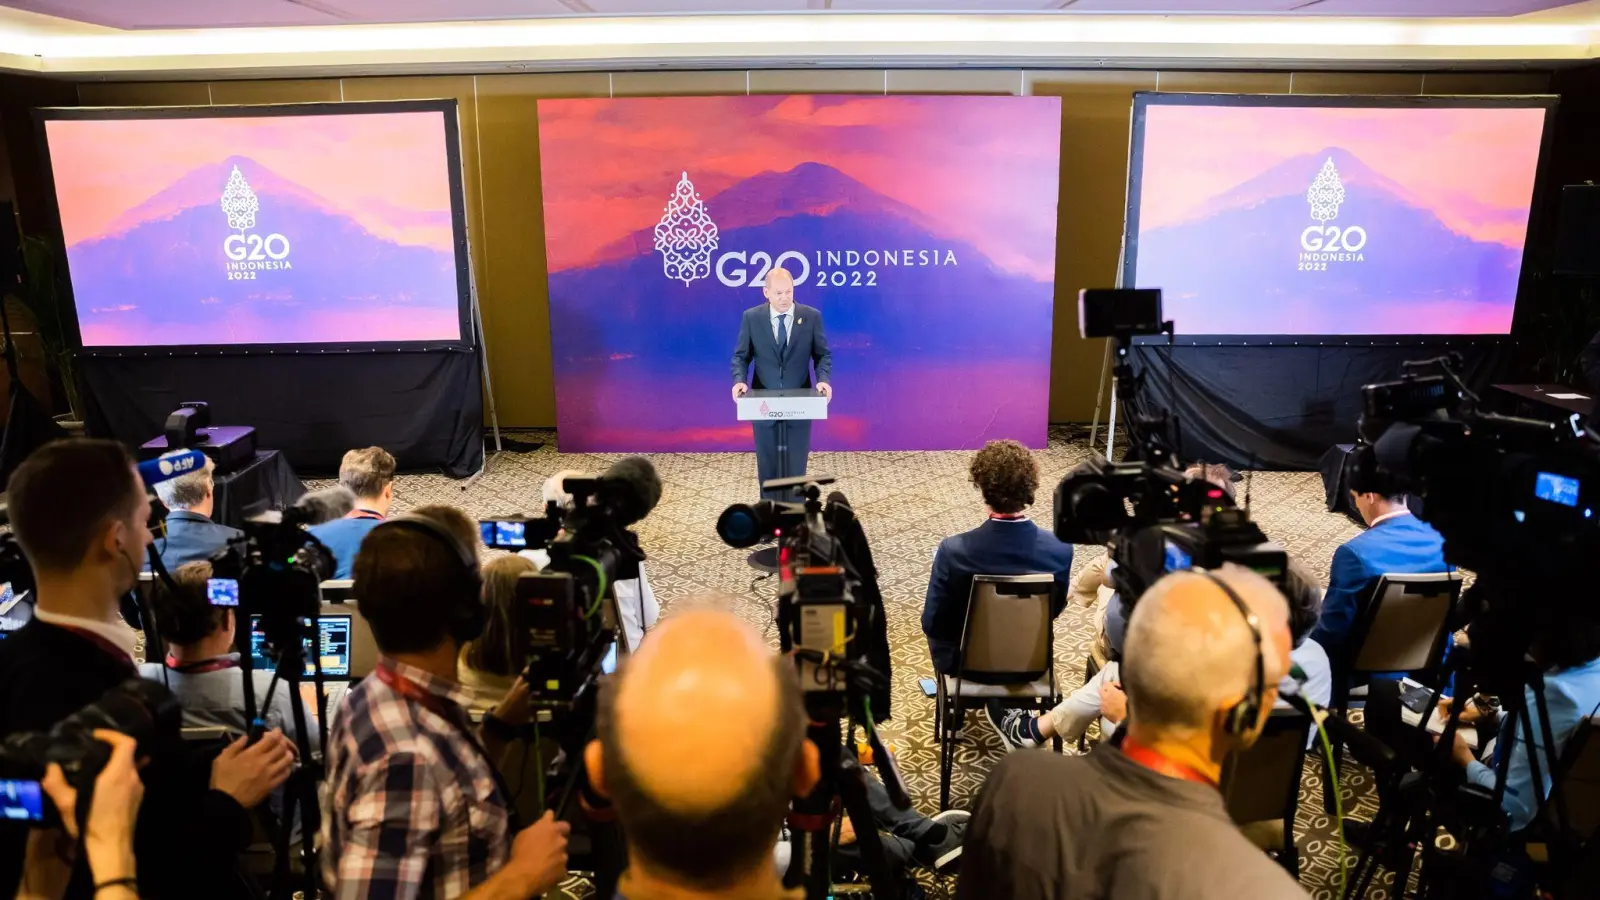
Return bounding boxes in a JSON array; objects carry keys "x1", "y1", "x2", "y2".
[
  {"x1": 731, "y1": 302, "x2": 832, "y2": 391},
  {"x1": 153, "y1": 509, "x2": 243, "y2": 570},
  {"x1": 923, "y1": 518, "x2": 1074, "y2": 676},
  {"x1": 0, "y1": 620, "x2": 253, "y2": 898}
]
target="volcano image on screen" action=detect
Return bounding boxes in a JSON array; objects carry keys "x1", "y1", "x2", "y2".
[
  {"x1": 1130, "y1": 102, "x2": 1547, "y2": 336},
  {"x1": 44, "y1": 111, "x2": 465, "y2": 347},
  {"x1": 538, "y1": 95, "x2": 1063, "y2": 453}
]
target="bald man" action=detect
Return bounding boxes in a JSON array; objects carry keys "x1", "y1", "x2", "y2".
[
  {"x1": 731, "y1": 265, "x2": 833, "y2": 500},
  {"x1": 960, "y1": 567, "x2": 1309, "y2": 900},
  {"x1": 587, "y1": 609, "x2": 817, "y2": 898}
]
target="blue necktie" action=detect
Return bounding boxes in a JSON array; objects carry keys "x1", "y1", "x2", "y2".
[{"x1": 777, "y1": 313, "x2": 789, "y2": 352}]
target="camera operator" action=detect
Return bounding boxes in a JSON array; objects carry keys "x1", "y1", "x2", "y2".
[
  {"x1": 321, "y1": 504, "x2": 569, "y2": 899},
  {"x1": 959, "y1": 567, "x2": 1307, "y2": 900},
  {"x1": 0, "y1": 439, "x2": 295, "y2": 899},
  {"x1": 1308, "y1": 483, "x2": 1446, "y2": 657},
  {"x1": 20, "y1": 730, "x2": 143, "y2": 900},
  {"x1": 587, "y1": 607, "x2": 817, "y2": 899},
  {"x1": 923, "y1": 440, "x2": 1073, "y2": 677},
  {"x1": 149, "y1": 455, "x2": 241, "y2": 571},
  {"x1": 135, "y1": 560, "x2": 316, "y2": 750}
]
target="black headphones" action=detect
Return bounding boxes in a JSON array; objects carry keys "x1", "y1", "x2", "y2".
[
  {"x1": 367, "y1": 515, "x2": 487, "y2": 644},
  {"x1": 1199, "y1": 571, "x2": 1266, "y2": 738}
]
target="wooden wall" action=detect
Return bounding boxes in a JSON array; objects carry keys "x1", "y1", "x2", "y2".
[{"x1": 16, "y1": 68, "x2": 1553, "y2": 426}]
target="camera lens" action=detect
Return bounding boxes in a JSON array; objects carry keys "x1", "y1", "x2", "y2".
[{"x1": 716, "y1": 505, "x2": 763, "y2": 548}]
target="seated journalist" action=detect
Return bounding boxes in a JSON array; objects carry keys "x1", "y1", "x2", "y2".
[
  {"x1": 137, "y1": 560, "x2": 317, "y2": 750},
  {"x1": 1308, "y1": 486, "x2": 1446, "y2": 657},
  {"x1": 308, "y1": 446, "x2": 397, "y2": 580},
  {"x1": 0, "y1": 438, "x2": 294, "y2": 899},
  {"x1": 923, "y1": 440, "x2": 1073, "y2": 676},
  {"x1": 150, "y1": 453, "x2": 242, "y2": 571},
  {"x1": 459, "y1": 553, "x2": 541, "y2": 714},
  {"x1": 959, "y1": 567, "x2": 1309, "y2": 900},
  {"x1": 321, "y1": 503, "x2": 569, "y2": 900}
]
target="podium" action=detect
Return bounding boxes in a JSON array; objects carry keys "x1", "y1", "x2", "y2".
[
  {"x1": 735, "y1": 388, "x2": 830, "y2": 423},
  {"x1": 737, "y1": 389, "x2": 829, "y2": 572}
]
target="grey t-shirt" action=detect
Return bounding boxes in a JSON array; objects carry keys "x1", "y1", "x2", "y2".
[
  {"x1": 959, "y1": 742, "x2": 1307, "y2": 900},
  {"x1": 137, "y1": 655, "x2": 319, "y2": 752}
]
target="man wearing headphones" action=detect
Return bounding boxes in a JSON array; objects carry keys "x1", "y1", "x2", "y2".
[
  {"x1": 321, "y1": 504, "x2": 570, "y2": 900},
  {"x1": 959, "y1": 567, "x2": 1309, "y2": 900}
]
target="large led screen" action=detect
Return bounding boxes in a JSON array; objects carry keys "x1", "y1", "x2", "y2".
[
  {"x1": 40, "y1": 102, "x2": 472, "y2": 349},
  {"x1": 537, "y1": 95, "x2": 1062, "y2": 452},
  {"x1": 1125, "y1": 95, "x2": 1552, "y2": 337}
]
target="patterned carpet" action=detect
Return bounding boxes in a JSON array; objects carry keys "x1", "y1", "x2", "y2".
[{"x1": 317, "y1": 425, "x2": 1393, "y2": 899}]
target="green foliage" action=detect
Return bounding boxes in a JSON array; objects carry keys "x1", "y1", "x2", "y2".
[{"x1": 7, "y1": 233, "x2": 78, "y2": 417}]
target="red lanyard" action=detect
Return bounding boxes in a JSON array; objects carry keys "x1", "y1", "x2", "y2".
[
  {"x1": 351, "y1": 509, "x2": 386, "y2": 521},
  {"x1": 53, "y1": 624, "x2": 136, "y2": 674},
  {"x1": 1121, "y1": 736, "x2": 1218, "y2": 787},
  {"x1": 988, "y1": 513, "x2": 1027, "y2": 521},
  {"x1": 165, "y1": 655, "x2": 239, "y2": 675}
]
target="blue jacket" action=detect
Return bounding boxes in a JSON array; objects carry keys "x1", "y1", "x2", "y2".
[
  {"x1": 1309, "y1": 512, "x2": 1447, "y2": 655},
  {"x1": 922, "y1": 517, "x2": 1074, "y2": 675},
  {"x1": 153, "y1": 510, "x2": 243, "y2": 571},
  {"x1": 307, "y1": 515, "x2": 385, "y2": 580},
  {"x1": 730, "y1": 303, "x2": 832, "y2": 392}
]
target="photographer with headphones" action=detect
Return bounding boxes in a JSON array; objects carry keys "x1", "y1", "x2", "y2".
[
  {"x1": 959, "y1": 567, "x2": 1308, "y2": 900},
  {"x1": 320, "y1": 504, "x2": 569, "y2": 900}
]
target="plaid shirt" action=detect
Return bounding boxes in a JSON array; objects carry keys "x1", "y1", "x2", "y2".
[{"x1": 320, "y1": 656, "x2": 511, "y2": 900}]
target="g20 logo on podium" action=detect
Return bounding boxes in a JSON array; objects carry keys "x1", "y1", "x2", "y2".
[
  {"x1": 1298, "y1": 157, "x2": 1366, "y2": 271},
  {"x1": 220, "y1": 165, "x2": 293, "y2": 281}
]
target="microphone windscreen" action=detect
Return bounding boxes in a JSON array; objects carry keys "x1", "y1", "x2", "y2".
[
  {"x1": 601, "y1": 456, "x2": 661, "y2": 526},
  {"x1": 294, "y1": 485, "x2": 357, "y2": 525}
]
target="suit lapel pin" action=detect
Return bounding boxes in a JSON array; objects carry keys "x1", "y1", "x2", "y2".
[{"x1": 797, "y1": 318, "x2": 804, "y2": 326}]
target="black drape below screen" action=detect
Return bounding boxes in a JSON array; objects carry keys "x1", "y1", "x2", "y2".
[
  {"x1": 1126, "y1": 343, "x2": 1508, "y2": 471},
  {"x1": 79, "y1": 351, "x2": 483, "y2": 477}
]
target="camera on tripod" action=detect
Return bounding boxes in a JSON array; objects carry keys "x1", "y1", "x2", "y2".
[
  {"x1": 207, "y1": 502, "x2": 337, "y2": 667},
  {"x1": 480, "y1": 458, "x2": 659, "y2": 719}
]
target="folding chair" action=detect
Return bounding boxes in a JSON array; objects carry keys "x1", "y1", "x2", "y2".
[
  {"x1": 934, "y1": 573, "x2": 1060, "y2": 811},
  {"x1": 1325, "y1": 571, "x2": 1461, "y2": 813},
  {"x1": 1220, "y1": 709, "x2": 1313, "y2": 877},
  {"x1": 1525, "y1": 715, "x2": 1600, "y2": 879}
]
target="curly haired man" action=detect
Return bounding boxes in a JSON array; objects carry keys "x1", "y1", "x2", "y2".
[{"x1": 922, "y1": 440, "x2": 1074, "y2": 678}]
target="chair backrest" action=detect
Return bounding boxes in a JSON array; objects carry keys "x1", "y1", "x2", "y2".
[
  {"x1": 1351, "y1": 572, "x2": 1461, "y2": 676},
  {"x1": 134, "y1": 571, "x2": 165, "y2": 663},
  {"x1": 320, "y1": 579, "x2": 377, "y2": 678},
  {"x1": 1545, "y1": 715, "x2": 1600, "y2": 841},
  {"x1": 958, "y1": 573, "x2": 1055, "y2": 682},
  {"x1": 1220, "y1": 709, "x2": 1313, "y2": 825}
]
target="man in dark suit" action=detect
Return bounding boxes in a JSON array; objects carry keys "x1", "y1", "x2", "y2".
[
  {"x1": 1308, "y1": 487, "x2": 1448, "y2": 656},
  {"x1": 152, "y1": 454, "x2": 242, "y2": 570},
  {"x1": 730, "y1": 265, "x2": 832, "y2": 500},
  {"x1": 923, "y1": 440, "x2": 1074, "y2": 677}
]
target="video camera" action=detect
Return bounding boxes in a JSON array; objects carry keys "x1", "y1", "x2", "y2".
[
  {"x1": 480, "y1": 457, "x2": 660, "y2": 718},
  {"x1": 0, "y1": 679, "x2": 179, "y2": 829},
  {"x1": 206, "y1": 494, "x2": 340, "y2": 665}
]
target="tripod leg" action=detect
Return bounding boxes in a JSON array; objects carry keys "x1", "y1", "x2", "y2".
[{"x1": 836, "y1": 758, "x2": 901, "y2": 899}]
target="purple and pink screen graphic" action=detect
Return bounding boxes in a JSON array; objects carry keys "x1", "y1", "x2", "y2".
[
  {"x1": 538, "y1": 95, "x2": 1062, "y2": 452},
  {"x1": 45, "y1": 111, "x2": 464, "y2": 347},
  {"x1": 1131, "y1": 103, "x2": 1547, "y2": 336}
]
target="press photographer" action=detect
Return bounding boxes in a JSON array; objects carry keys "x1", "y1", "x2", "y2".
[
  {"x1": 0, "y1": 438, "x2": 295, "y2": 899},
  {"x1": 19, "y1": 729, "x2": 143, "y2": 900}
]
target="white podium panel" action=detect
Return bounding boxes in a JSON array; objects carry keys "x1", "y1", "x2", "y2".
[{"x1": 736, "y1": 388, "x2": 829, "y2": 422}]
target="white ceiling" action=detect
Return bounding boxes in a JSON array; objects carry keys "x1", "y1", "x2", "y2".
[{"x1": 0, "y1": 0, "x2": 1587, "y2": 30}]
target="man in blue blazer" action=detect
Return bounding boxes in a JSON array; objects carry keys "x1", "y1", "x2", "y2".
[
  {"x1": 731, "y1": 265, "x2": 832, "y2": 500},
  {"x1": 1309, "y1": 488, "x2": 1448, "y2": 657},
  {"x1": 923, "y1": 440, "x2": 1074, "y2": 677},
  {"x1": 153, "y1": 455, "x2": 243, "y2": 570}
]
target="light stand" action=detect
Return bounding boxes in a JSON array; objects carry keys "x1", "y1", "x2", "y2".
[{"x1": 459, "y1": 147, "x2": 503, "y2": 491}]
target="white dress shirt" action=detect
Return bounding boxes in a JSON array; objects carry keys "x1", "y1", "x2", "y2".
[
  {"x1": 769, "y1": 304, "x2": 795, "y2": 345},
  {"x1": 33, "y1": 605, "x2": 139, "y2": 661}
]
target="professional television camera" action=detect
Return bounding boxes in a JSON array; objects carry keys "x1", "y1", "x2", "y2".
[
  {"x1": 0, "y1": 679, "x2": 179, "y2": 830},
  {"x1": 1348, "y1": 355, "x2": 1600, "y2": 896},
  {"x1": 717, "y1": 476, "x2": 904, "y2": 900}
]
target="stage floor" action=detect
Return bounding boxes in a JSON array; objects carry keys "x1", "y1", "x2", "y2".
[{"x1": 311, "y1": 425, "x2": 1380, "y2": 896}]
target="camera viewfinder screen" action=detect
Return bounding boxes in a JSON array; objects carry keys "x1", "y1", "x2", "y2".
[
  {"x1": 481, "y1": 521, "x2": 527, "y2": 548},
  {"x1": 1127, "y1": 96, "x2": 1550, "y2": 336},
  {"x1": 0, "y1": 779, "x2": 44, "y2": 822},
  {"x1": 41, "y1": 106, "x2": 470, "y2": 349},
  {"x1": 1163, "y1": 540, "x2": 1193, "y2": 573},
  {"x1": 1535, "y1": 471, "x2": 1580, "y2": 508},
  {"x1": 207, "y1": 578, "x2": 240, "y2": 607}
]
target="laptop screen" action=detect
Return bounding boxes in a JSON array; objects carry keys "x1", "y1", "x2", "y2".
[{"x1": 249, "y1": 615, "x2": 352, "y2": 678}]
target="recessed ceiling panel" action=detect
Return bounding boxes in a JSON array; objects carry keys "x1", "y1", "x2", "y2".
[{"x1": 6, "y1": 0, "x2": 341, "y2": 29}]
